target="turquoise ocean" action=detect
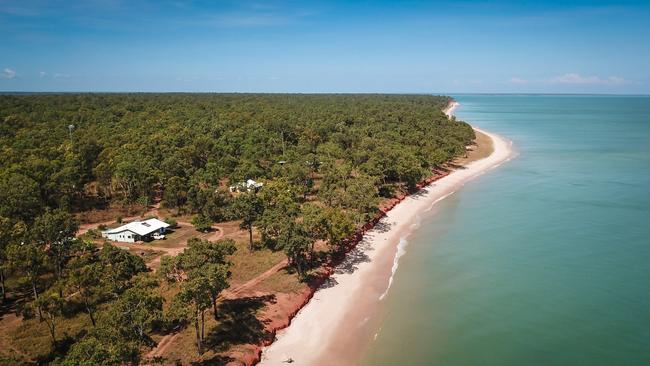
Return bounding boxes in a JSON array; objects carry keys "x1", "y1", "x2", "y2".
[{"x1": 361, "y1": 95, "x2": 650, "y2": 365}]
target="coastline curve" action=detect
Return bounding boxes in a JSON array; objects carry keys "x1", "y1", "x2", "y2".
[{"x1": 259, "y1": 102, "x2": 515, "y2": 366}]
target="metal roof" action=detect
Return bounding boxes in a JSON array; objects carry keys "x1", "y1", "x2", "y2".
[{"x1": 103, "y1": 218, "x2": 170, "y2": 236}]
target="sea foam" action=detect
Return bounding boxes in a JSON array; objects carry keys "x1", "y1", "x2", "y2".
[{"x1": 379, "y1": 237, "x2": 409, "y2": 300}]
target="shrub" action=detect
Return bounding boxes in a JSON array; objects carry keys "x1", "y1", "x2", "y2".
[
  {"x1": 191, "y1": 215, "x2": 212, "y2": 232},
  {"x1": 86, "y1": 228, "x2": 101, "y2": 239},
  {"x1": 164, "y1": 217, "x2": 178, "y2": 229}
]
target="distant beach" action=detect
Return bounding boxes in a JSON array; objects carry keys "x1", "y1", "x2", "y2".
[{"x1": 260, "y1": 103, "x2": 514, "y2": 365}]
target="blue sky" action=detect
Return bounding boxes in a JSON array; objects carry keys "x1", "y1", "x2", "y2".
[{"x1": 1, "y1": 0, "x2": 649, "y2": 93}]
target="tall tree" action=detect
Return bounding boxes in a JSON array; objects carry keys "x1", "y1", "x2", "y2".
[
  {"x1": 34, "y1": 289, "x2": 65, "y2": 347},
  {"x1": 232, "y1": 192, "x2": 264, "y2": 251},
  {"x1": 0, "y1": 216, "x2": 26, "y2": 301},
  {"x1": 98, "y1": 244, "x2": 147, "y2": 296},
  {"x1": 277, "y1": 222, "x2": 312, "y2": 277},
  {"x1": 163, "y1": 176, "x2": 188, "y2": 215},
  {"x1": 30, "y1": 208, "x2": 79, "y2": 285},
  {"x1": 55, "y1": 278, "x2": 162, "y2": 366},
  {"x1": 67, "y1": 252, "x2": 102, "y2": 327},
  {"x1": 0, "y1": 172, "x2": 42, "y2": 223},
  {"x1": 300, "y1": 203, "x2": 328, "y2": 253},
  {"x1": 102, "y1": 277, "x2": 163, "y2": 348},
  {"x1": 161, "y1": 238, "x2": 235, "y2": 320},
  {"x1": 257, "y1": 180, "x2": 300, "y2": 248},
  {"x1": 324, "y1": 208, "x2": 356, "y2": 252},
  {"x1": 6, "y1": 241, "x2": 48, "y2": 319}
]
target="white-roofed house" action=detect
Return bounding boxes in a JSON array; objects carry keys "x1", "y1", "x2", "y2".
[
  {"x1": 229, "y1": 179, "x2": 264, "y2": 193},
  {"x1": 101, "y1": 218, "x2": 170, "y2": 243}
]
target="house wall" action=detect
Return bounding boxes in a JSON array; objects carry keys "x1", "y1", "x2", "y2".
[{"x1": 103, "y1": 230, "x2": 137, "y2": 243}]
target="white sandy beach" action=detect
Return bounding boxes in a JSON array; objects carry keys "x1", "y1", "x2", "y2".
[{"x1": 259, "y1": 103, "x2": 513, "y2": 365}]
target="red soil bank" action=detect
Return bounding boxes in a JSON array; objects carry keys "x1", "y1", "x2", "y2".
[{"x1": 226, "y1": 169, "x2": 451, "y2": 366}]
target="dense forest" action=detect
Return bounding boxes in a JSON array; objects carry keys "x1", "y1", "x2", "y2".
[{"x1": 0, "y1": 93, "x2": 473, "y2": 364}]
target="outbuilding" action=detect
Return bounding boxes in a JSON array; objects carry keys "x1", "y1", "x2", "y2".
[
  {"x1": 229, "y1": 179, "x2": 264, "y2": 193},
  {"x1": 101, "y1": 218, "x2": 170, "y2": 243}
]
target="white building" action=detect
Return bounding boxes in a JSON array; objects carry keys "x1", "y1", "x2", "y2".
[
  {"x1": 101, "y1": 218, "x2": 170, "y2": 243},
  {"x1": 229, "y1": 179, "x2": 264, "y2": 193}
]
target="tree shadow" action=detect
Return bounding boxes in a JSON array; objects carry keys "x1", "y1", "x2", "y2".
[
  {"x1": 204, "y1": 295, "x2": 275, "y2": 353},
  {"x1": 0, "y1": 279, "x2": 52, "y2": 320},
  {"x1": 333, "y1": 242, "x2": 371, "y2": 275},
  {"x1": 35, "y1": 334, "x2": 76, "y2": 365},
  {"x1": 318, "y1": 276, "x2": 339, "y2": 289},
  {"x1": 372, "y1": 220, "x2": 391, "y2": 233},
  {"x1": 445, "y1": 163, "x2": 467, "y2": 170}
]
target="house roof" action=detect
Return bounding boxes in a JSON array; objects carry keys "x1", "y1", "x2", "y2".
[
  {"x1": 246, "y1": 179, "x2": 263, "y2": 188},
  {"x1": 103, "y1": 218, "x2": 170, "y2": 236},
  {"x1": 230, "y1": 179, "x2": 264, "y2": 189}
]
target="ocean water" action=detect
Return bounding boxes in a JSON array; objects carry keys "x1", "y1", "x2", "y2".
[{"x1": 361, "y1": 95, "x2": 650, "y2": 366}]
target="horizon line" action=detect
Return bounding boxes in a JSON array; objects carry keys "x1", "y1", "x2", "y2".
[{"x1": 1, "y1": 91, "x2": 650, "y2": 97}]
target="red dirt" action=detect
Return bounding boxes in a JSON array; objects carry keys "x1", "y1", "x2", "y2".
[
  {"x1": 0, "y1": 313, "x2": 32, "y2": 363},
  {"x1": 221, "y1": 259, "x2": 289, "y2": 300},
  {"x1": 146, "y1": 169, "x2": 452, "y2": 366},
  {"x1": 222, "y1": 169, "x2": 452, "y2": 366}
]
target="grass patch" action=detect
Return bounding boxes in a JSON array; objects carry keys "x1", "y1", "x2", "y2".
[
  {"x1": 255, "y1": 269, "x2": 304, "y2": 293},
  {"x1": 147, "y1": 225, "x2": 211, "y2": 249},
  {"x1": 10, "y1": 311, "x2": 93, "y2": 363},
  {"x1": 228, "y1": 242, "x2": 286, "y2": 285}
]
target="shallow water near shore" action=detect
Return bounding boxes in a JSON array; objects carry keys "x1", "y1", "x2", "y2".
[{"x1": 361, "y1": 95, "x2": 650, "y2": 365}]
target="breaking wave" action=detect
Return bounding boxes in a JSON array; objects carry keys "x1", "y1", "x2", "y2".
[{"x1": 378, "y1": 237, "x2": 409, "y2": 300}]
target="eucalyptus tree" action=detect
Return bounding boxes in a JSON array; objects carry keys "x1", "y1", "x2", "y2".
[
  {"x1": 34, "y1": 289, "x2": 66, "y2": 347},
  {"x1": 232, "y1": 191, "x2": 264, "y2": 252},
  {"x1": 6, "y1": 241, "x2": 48, "y2": 319},
  {"x1": 0, "y1": 216, "x2": 26, "y2": 302},
  {"x1": 30, "y1": 208, "x2": 79, "y2": 285},
  {"x1": 160, "y1": 238, "x2": 236, "y2": 354}
]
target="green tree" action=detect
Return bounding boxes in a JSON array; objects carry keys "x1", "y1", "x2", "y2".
[
  {"x1": 34, "y1": 289, "x2": 66, "y2": 347},
  {"x1": 0, "y1": 216, "x2": 26, "y2": 301},
  {"x1": 324, "y1": 208, "x2": 356, "y2": 251},
  {"x1": 102, "y1": 278, "x2": 163, "y2": 348},
  {"x1": 301, "y1": 203, "x2": 328, "y2": 253},
  {"x1": 161, "y1": 238, "x2": 235, "y2": 354},
  {"x1": 191, "y1": 214, "x2": 212, "y2": 232},
  {"x1": 0, "y1": 172, "x2": 42, "y2": 223},
  {"x1": 98, "y1": 244, "x2": 147, "y2": 296},
  {"x1": 343, "y1": 175, "x2": 379, "y2": 223},
  {"x1": 30, "y1": 208, "x2": 79, "y2": 284},
  {"x1": 277, "y1": 222, "x2": 312, "y2": 277},
  {"x1": 257, "y1": 180, "x2": 300, "y2": 248},
  {"x1": 7, "y1": 241, "x2": 48, "y2": 319},
  {"x1": 67, "y1": 252, "x2": 103, "y2": 327},
  {"x1": 53, "y1": 334, "x2": 131, "y2": 366},
  {"x1": 232, "y1": 192, "x2": 264, "y2": 251},
  {"x1": 162, "y1": 176, "x2": 187, "y2": 215},
  {"x1": 168, "y1": 276, "x2": 212, "y2": 355},
  {"x1": 160, "y1": 238, "x2": 235, "y2": 320},
  {"x1": 55, "y1": 279, "x2": 162, "y2": 366}
]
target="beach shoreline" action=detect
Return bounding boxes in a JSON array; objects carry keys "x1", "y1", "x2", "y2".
[{"x1": 259, "y1": 102, "x2": 514, "y2": 365}]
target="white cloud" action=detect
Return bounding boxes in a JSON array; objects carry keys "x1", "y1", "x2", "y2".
[
  {"x1": 550, "y1": 73, "x2": 627, "y2": 85},
  {"x1": 2, "y1": 68, "x2": 16, "y2": 79},
  {"x1": 39, "y1": 71, "x2": 47, "y2": 78},
  {"x1": 53, "y1": 73, "x2": 71, "y2": 79}
]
